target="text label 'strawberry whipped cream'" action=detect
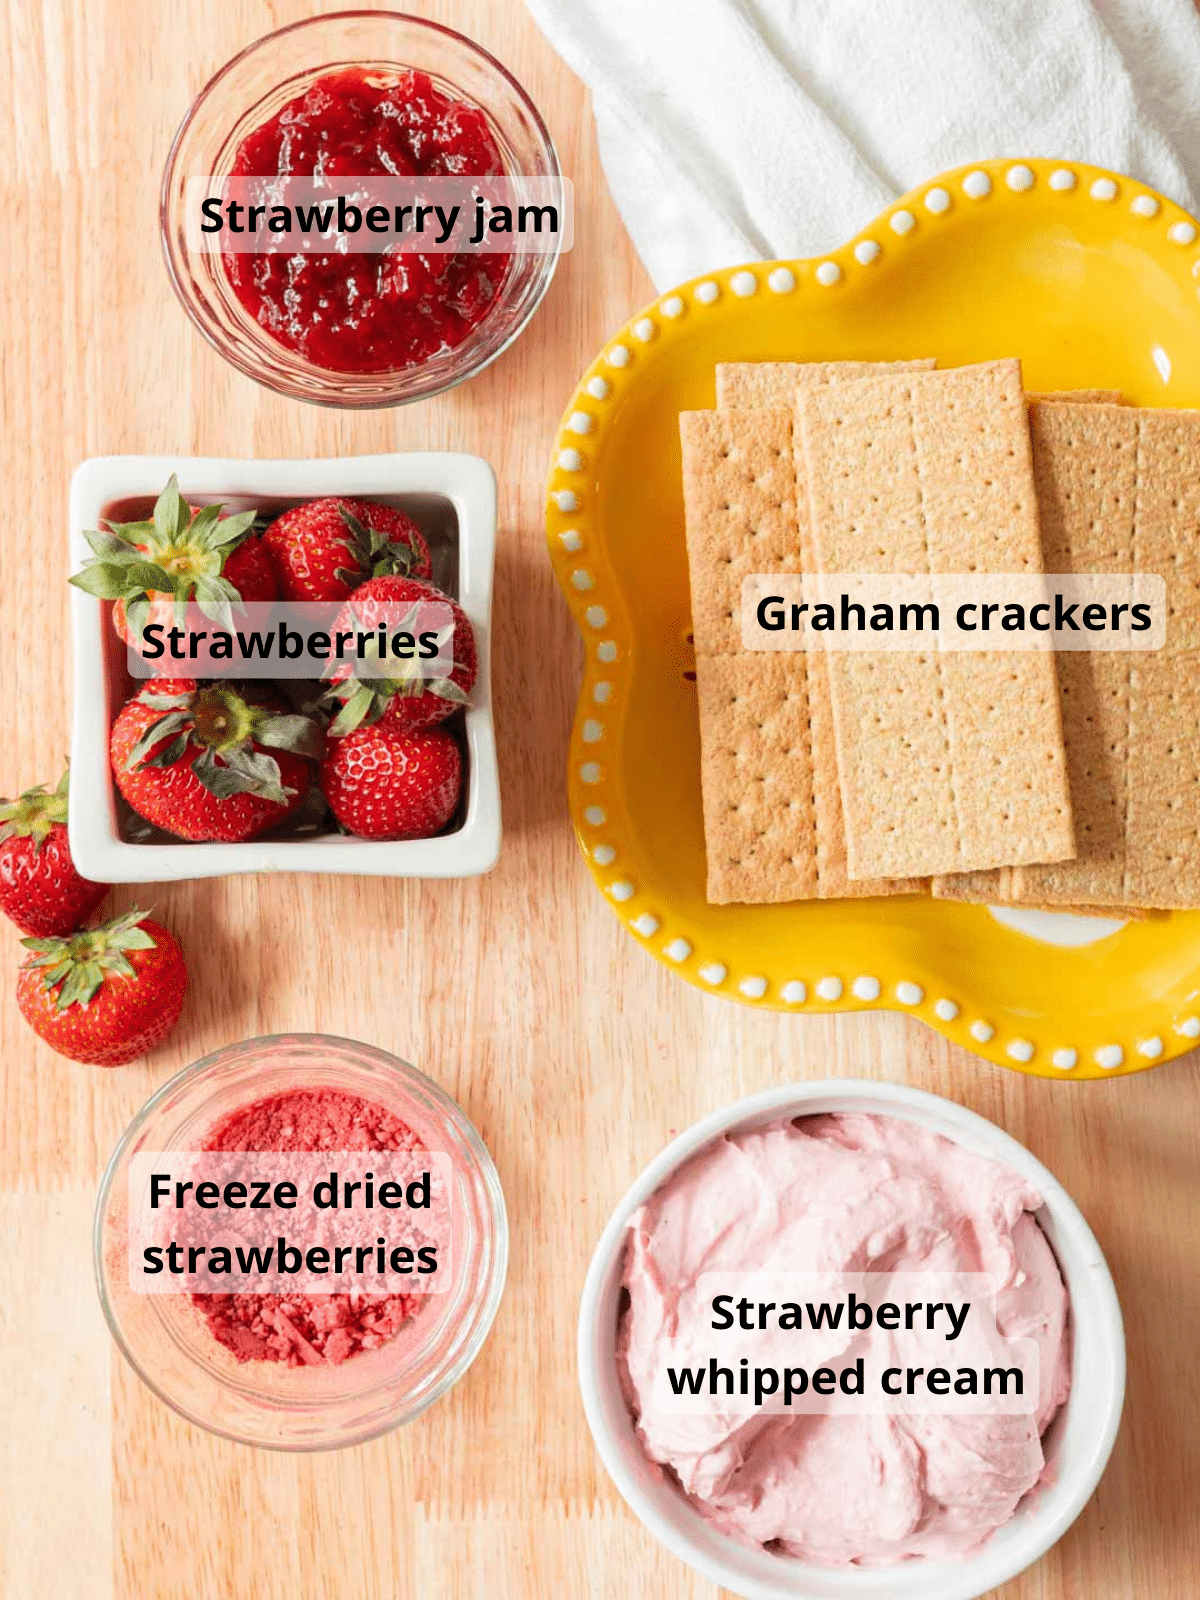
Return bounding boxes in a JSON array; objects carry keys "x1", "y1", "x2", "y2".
[{"x1": 617, "y1": 1112, "x2": 1072, "y2": 1567}]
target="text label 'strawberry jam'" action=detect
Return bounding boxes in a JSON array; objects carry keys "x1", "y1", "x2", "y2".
[
  {"x1": 162, "y1": 13, "x2": 561, "y2": 405},
  {"x1": 224, "y1": 68, "x2": 509, "y2": 374}
]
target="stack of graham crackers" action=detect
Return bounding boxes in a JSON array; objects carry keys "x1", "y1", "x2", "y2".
[{"x1": 680, "y1": 356, "x2": 1200, "y2": 914}]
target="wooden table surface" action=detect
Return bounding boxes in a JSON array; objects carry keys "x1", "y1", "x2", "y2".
[{"x1": 2, "y1": 2, "x2": 1199, "y2": 1596}]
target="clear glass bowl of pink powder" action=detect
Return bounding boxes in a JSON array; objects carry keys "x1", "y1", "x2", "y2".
[{"x1": 94, "y1": 1033, "x2": 507, "y2": 1450}]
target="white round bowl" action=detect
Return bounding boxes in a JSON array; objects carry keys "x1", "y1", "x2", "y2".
[{"x1": 577, "y1": 1080, "x2": 1125, "y2": 1600}]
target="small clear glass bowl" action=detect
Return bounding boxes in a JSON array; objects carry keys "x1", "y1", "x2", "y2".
[
  {"x1": 94, "y1": 1034, "x2": 507, "y2": 1451},
  {"x1": 160, "y1": 11, "x2": 561, "y2": 407}
]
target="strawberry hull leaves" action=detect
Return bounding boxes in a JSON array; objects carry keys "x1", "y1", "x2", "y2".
[
  {"x1": 0, "y1": 768, "x2": 107, "y2": 937},
  {"x1": 327, "y1": 671, "x2": 470, "y2": 737},
  {"x1": 111, "y1": 680, "x2": 324, "y2": 843},
  {"x1": 262, "y1": 496, "x2": 433, "y2": 604},
  {"x1": 190, "y1": 741, "x2": 294, "y2": 806},
  {"x1": 70, "y1": 474, "x2": 276, "y2": 644},
  {"x1": 322, "y1": 575, "x2": 477, "y2": 735},
  {"x1": 125, "y1": 707, "x2": 192, "y2": 769},
  {"x1": 21, "y1": 907, "x2": 157, "y2": 1010},
  {"x1": 333, "y1": 506, "x2": 424, "y2": 587},
  {"x1": 16, "y1": 909, "x2": 188, "y2": 1066}
]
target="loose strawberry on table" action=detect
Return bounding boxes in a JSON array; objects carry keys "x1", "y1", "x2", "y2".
[
  {"x1": 0, "y1": 768, "x2": 107, "y2": 937},
  {"x1": 262, "y1": 497, "x2": 432, "y2": 603},
  {"x1": 321, "y1": 723, "x2": 463, "y2": 841},
  {"x1": 69, "y1": 475, "x2": 276, "y2": 649},
  {"x1": 323, "y1": 574, "x2": 477, "y2": 735},
  {"x1": 17, "y1": 908, "x2": 187, "y2": 1066},
  {"x1": 111, "y1": 680, "x2": 324, "y2": 843}
]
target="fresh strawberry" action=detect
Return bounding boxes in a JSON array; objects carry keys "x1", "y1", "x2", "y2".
[
  {"x1": 322, "y1": 575, "x2": 477, "y2": 736},
  {"x1": 70, "y1": 475, "x2": 277, "y2": 650},
  {"x1": 111, "y1": 680, "x2": 323, "y2": 843},
  {"x1": 0, "y1": 768, "x2": 107, "y2": 936},
  {"x1": 321, "y1": 723, "x2": 462, "y2": 840},
  {"x1": 17, "y1": 909, "x2": 187, "y2": 1066},
  {"x1": 262, "y1": 497, "x2": 432, "y2": 603}
]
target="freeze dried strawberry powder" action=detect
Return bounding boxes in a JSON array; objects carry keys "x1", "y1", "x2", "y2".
[{"x1": 194, "y1": 1088, "x2": 427, "y2": 1367}]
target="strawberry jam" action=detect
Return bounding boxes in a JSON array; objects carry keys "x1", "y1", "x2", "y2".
[{"x1": 224, "y1": 68, "x2": 507, "y2": 373}]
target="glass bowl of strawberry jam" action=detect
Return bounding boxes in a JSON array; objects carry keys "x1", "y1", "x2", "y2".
[{"x1": 162, "y1": 13, "x2": 561, "y2": 406}]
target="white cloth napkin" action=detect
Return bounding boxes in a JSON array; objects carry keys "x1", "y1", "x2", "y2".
[{"x1": 525, "y1": 0, "x2": 1200, "y2": 290}]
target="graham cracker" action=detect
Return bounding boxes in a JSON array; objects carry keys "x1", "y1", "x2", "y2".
[
  {"x1": 716, "y1": 358, "x2": 936, "y2": 409},
  {"x1": 930, "y1": 869, "x2": 1014, "y2": 902},
  {"x1": 798, "y1": 360, "x2": 1075, "y2": 880},
  {"x1": 932, "y1": 386, "x2": 1123, "y2": 902},
  {"x1": 681, "y1": 363, "x2": 927, "y2": 902},
  {"x1": 929, "y1": 875, "x2": 1149, "y2": 918},
  {"x1": 695, "y1": 654, "x2": 821, "y2": 904},
  {"x1": 1028, "y1": 389, "x2": 1125, "y2": 405},
  {"x1": 715, "y1": 369, "x2": 1119, "y2": 410},
  {"x1": 680, "y1": 407, "x2": 800, "y2": 656},
  {"x1": 1002, "y1": 401, "x2": 1200, "y2": 910}
]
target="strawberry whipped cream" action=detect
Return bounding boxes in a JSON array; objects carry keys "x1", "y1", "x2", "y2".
[{"x1": 617, "y1": 1112, "x2": 1072, "y2": 1566}]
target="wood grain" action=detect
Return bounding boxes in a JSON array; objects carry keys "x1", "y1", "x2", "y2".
[{"x1": 1, "y1": 2, "x2": 1199, "y2": 1596}]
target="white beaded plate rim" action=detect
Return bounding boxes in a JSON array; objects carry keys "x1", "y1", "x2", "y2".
[{"x1": 543, "y1": 158, "x2": 1200, "y2": 1082}]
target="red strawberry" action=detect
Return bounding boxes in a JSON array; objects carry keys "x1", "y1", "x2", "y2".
[
  {"x1": 111, "y1": 680, "x2": 323, "y2": 843},
  {"x1": 321, "y1": 723, "x2": 463, "y2": 840},
  {"x1": 70, "y1": 475, "x2": 277, "y2": 650},
  {"x1": 17, "y1": 909, "x2": 187, "y2": 1066},
  {"x1": 0, "y1": 769, "x2": 107, "y2": 936},
  {"x1": 262, "y1": 497, "x2": 432, "y2": 603},
  {"x1": 323, "y1": 575, "x2": 477, "y2": 736}
]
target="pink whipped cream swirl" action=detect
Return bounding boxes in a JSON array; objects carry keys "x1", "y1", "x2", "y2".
[{"x1": 617, "y1": 1111, "x2": 1071, "y2": 1566}]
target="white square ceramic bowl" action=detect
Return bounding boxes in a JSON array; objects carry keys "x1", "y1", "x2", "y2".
[
  {"x1": 68, "y1": 453, "x2": 500, "y2": 882},
  {"x1": 578, "y1": 1080, "x2": 1126, "y2": 1600}
]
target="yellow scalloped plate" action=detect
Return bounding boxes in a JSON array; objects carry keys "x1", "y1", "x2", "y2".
[{"x1": 546, "y1": 158, "x2": 1200, "y2": 1080}]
